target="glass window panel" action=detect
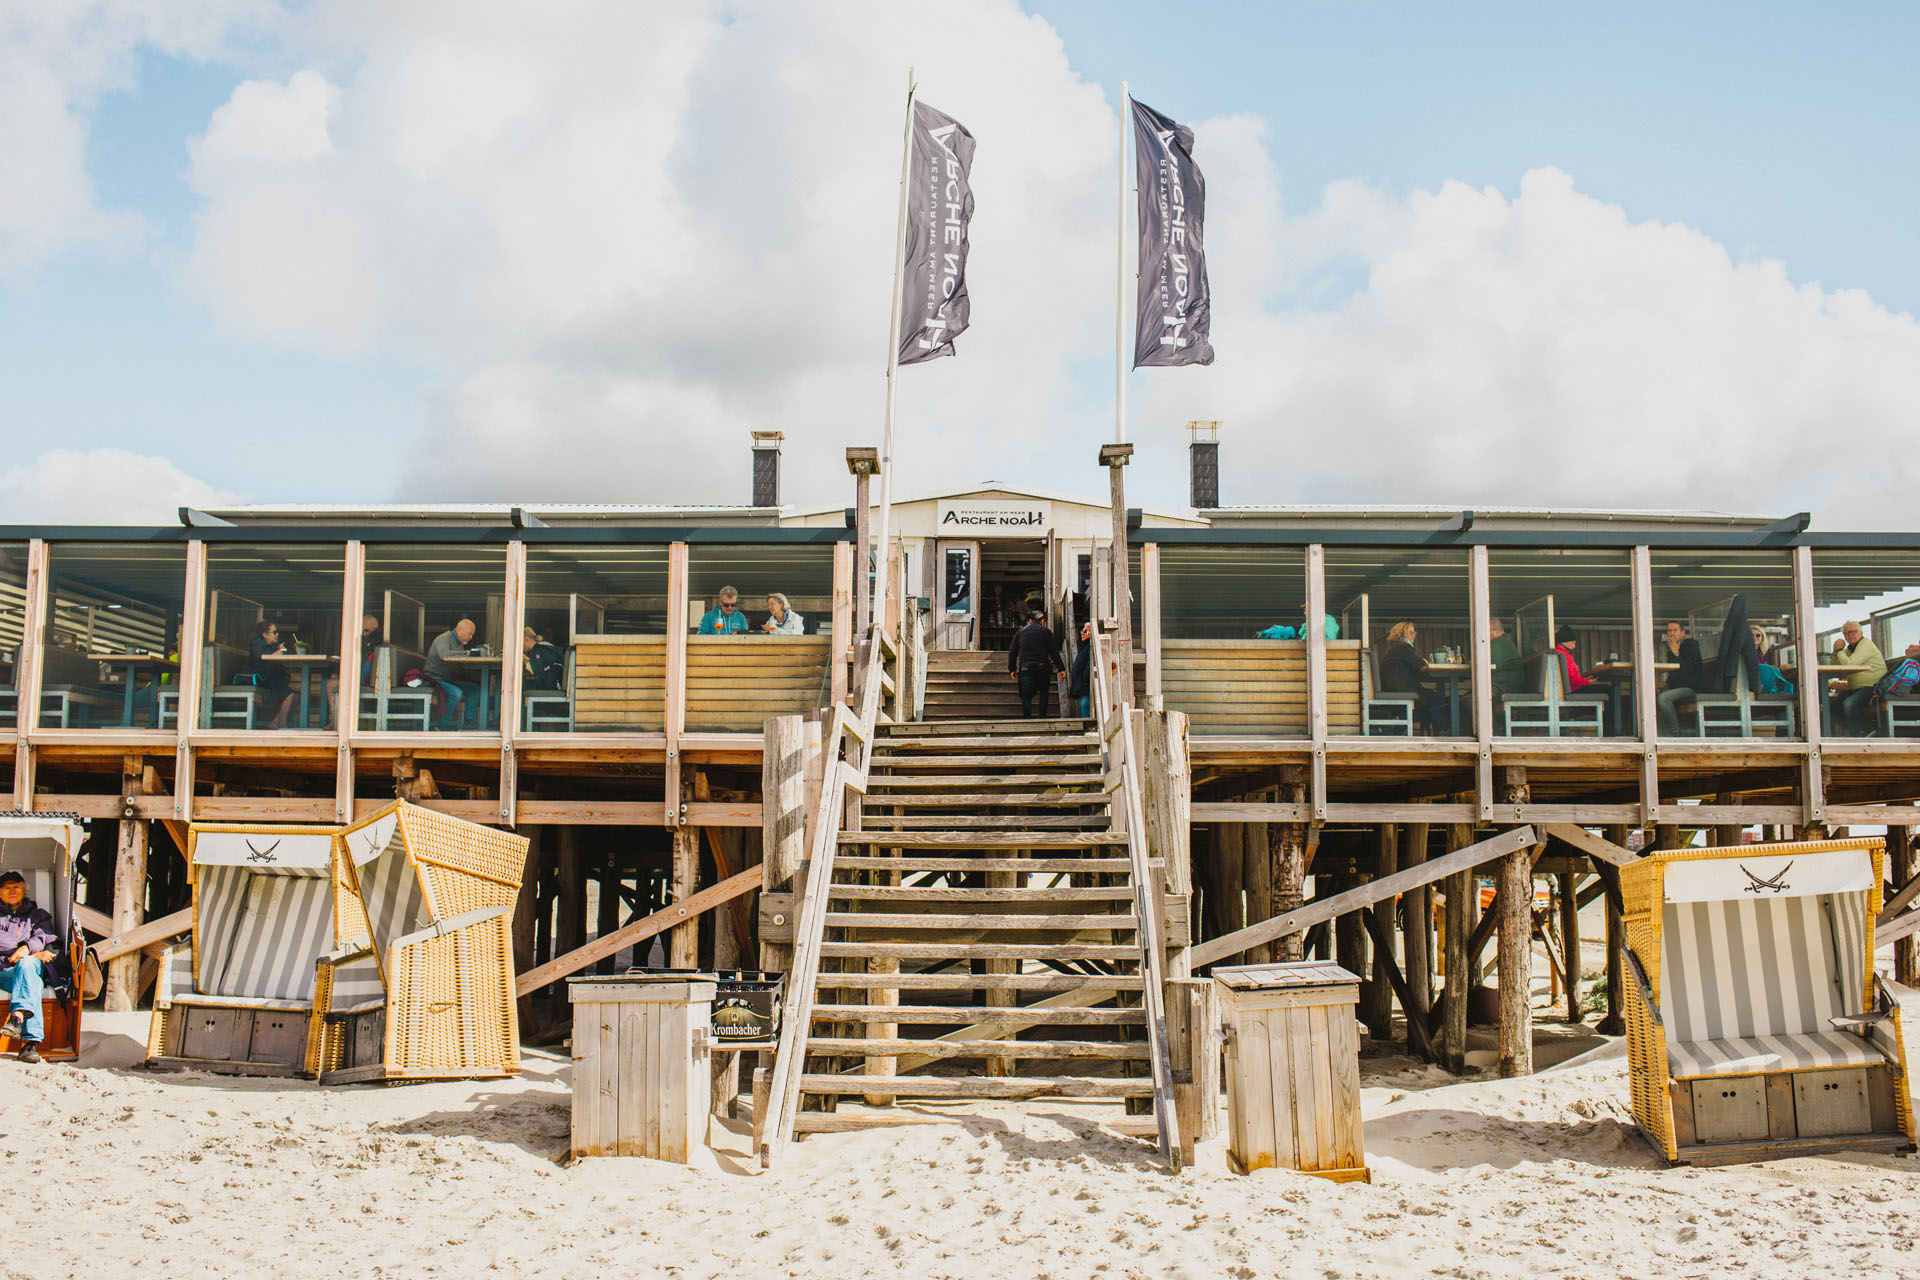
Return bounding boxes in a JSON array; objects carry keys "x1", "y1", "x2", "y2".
[
  {"x1": 201, "y1": 544, "x2": 346, "y2": 732},
  {"x1": 40, "y1": 543, "x2": 188, "y2": 730}
]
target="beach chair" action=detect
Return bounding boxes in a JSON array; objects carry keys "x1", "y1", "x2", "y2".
[
  {"x1": 147, "y1": 821, "x2": 377, "y2": 1076},
  {"x1": 0, "y1": 813, "x2": 91, "y2": 1062},
  {"x1": 1619, "y1": 837, "x2": 1917, "y2": 1165},
  {"x1": 308, "y1": 801, "x2": 529, "y2": 1083}
]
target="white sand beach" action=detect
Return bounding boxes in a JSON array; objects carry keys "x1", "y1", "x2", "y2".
[{"x1": 6, "y1": 1011, "x2": 1918, "y2": 1280}]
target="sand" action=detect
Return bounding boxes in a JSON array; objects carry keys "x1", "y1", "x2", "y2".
[{"x1": 6, "y1": 1009, "x2": 1920, "y2": 1280}]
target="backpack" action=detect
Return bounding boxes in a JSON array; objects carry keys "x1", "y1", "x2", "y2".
[{"x1": 1873, "y1": 657, "x2": 1920, "y2": 700}]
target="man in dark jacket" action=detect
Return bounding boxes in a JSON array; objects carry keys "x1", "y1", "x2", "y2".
[
  {"x1": 1, "y1": 870, "x2": 60, "y2": 1063},
  {"x1": 1068, "y1": 621, "x2": 1093, "y2": 718},
  {"x1": 1007, "y1": 610, "x2": 1065, "y2": 718}
]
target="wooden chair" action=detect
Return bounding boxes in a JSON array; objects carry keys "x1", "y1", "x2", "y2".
[
  {"x1": 1501, "y1": 653, "x2": 1605, "y2": 737},
  {"x1": 1693, "y1": 666, "x2": 1796, "y2": 738},
  {"x1": 1359, "y1": 649, "x2": 1415, "y2": 736},
  {"x1": 309, "y1": 801, "x2": 530, "y2": 1083},
  {"x1": 523, "y1": 650, "x2": 575, "y2": 732},
  {"x1": 1880, "y1": 695, "x2": 1920, "y2": 738},
  {"x1": 0, "y1": 814, "x2": 90, "y2": 1061},
  {"x1": 147, "y1": 821, "x2": 376, "y2": 1076},
  {"x1": 1620, "y1": 837, "x2": 1917, "y2": 1165},
  {"x1": 357, "y1": 646, "x2": 435, "y2": 732}
]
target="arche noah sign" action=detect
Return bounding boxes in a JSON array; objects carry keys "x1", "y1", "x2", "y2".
[{"x1": 936, "y1": 501, "x2": 1052, "y2": 535}]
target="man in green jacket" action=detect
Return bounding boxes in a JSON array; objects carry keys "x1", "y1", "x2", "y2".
[{"x1": 1489, "y1": 617, "x2": 1525, "y2": 696}]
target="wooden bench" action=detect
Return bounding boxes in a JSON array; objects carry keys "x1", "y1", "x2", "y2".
[
  {"x1": 1157, "y1": 639, "x2": 1362, "y2": 736},
  {"x1": 1693, "y1": 667, "x2": 1795, "y2": 738},
  {"x1": 1501, "y1": 653, "x2": 1605, "y2": 737},
  {"x1": 1883, "y1": 696, "x2": 1920, "y2": 738},
  {"x1": 685, "y1": 635, "x2": 830, "y2": 733},
  {"x1": 0, "y1": 685, "x2": 122, "y2": 728},
  {"x1": 572, "y1": 634, "x2": 667, "y2": 731}
]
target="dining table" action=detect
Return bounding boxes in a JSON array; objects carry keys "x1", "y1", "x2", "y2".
[
  {"x1": 98, "y1": 654, "x2": 180, "y2": 728},
  {"x1": 440, "y1": 653, "x2": 505, "y2": 731},
  {"x1": 1425, "y1": 661, "x2": 1471, "y2": 736},
  {"x1": 261, "y1": 652, "x2": 339, "y2": 730},
  {"x1": 1587, "y1": 660, "x2": 1678, "y2": 737}
]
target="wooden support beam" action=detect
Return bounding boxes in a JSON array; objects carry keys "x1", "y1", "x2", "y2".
[
  {"x1": 1792, "y1": 544, "x2": 1825, "y2": 827},
  {"x1": 669, "y1": 820, "x2": 700, "y2": 968},
  {"x1": 105, "y1": 754, "x2": 148, "y2": 1011},
  {"x1": 1630, "y1": 545, "x2": 1658, "y2": 825},
  {"x1": 1306, "y1": 544, "x2": 1327, "y2": 820},
  {"x1": 664, "y1": 540, "x2": 689, "y2": 826},
  {"x1": 1142, "y1": 541, "x2": 1162, "y2": 711},
  {"x1": 850, "y1": 459, "x2": 872, "y2": 634},
  {"x1": 498, "y1": 538, "x2": 526, "y2": 826},
  {"x1": 1470, "y1": 545, "x2": 1494, "y2": 819},
  {"x1": 693, "y1": 770, "x2": 755, "y2": 948},
  {"x1": 1274, "y1": 767, "x2": 1309, "y2": 963},
  {"x1": 1891, "y1": 826, "x2": 1918, "y2": 987},
  {"x1": 1360, "y1": 904, "x2": 1436, "y2": 1060},
  {"x1": 1441, "y1": 823, "x2": 1472, "y2": 1074},
  {"x1": 1558, "y1": 870, "x2": 1580, "y2": 1023},
  {"x1": 174, "y1": 538, "x2": 206, "y2": 821},
  {"x1": 1401, "y1": 821, "x2": 1433, "y2": 1057},
  {"x1": 12, "y1": 539, "x2": 48, "y2": 811},
  {"x1": 1167, "y1": 977, "x2": 1220, "y2": 1166},
  {"x1": 1596, "y1": 823, "x2": 1629, "y2": 1035},
  {"x1": 1189, "y1": 824, "x2": 1536, "y2": 969},
  {"x1": 88, "y1": 905, "x2": 193, "y2": 963},
  {"x1": 831, "y1": 539, "x2": 853, "y2": 707},
  {"x1": 1496, "y1": 768, "x2": 1534, "y2": 1078},
  {"x1": 1361, "y1": 822, "x2": 1397, "y2": 1040},
  {"x1": 1541, "y1": 822, "x2": 1639, "y2": 868},
  {"x1": 515, "y1": 865, "x2": 762, "y2": 997}
]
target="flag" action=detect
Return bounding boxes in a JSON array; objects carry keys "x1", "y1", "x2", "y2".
[
  {"x1": 1131, "y1": 98, "x2": 1213, "y2": 367},
  {"x1": 899, "y1": 101, "x2": 976, "y2": 366}
]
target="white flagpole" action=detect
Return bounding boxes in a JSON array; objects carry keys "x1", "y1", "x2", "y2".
[
  {"x1": 1115, "y1": 80, "x2": 1129, "y2": 445},
  {"x1": 875, "y1": 69, "x2": 917, "y2": 641}
]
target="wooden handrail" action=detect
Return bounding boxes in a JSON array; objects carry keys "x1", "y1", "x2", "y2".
[{"x1": 1088, "y1": 621, "x2": 1181, "y2": 1168}]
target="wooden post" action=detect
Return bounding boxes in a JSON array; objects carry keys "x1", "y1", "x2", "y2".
[
  {"x1": 664, "y1": 541, "x2": 689, "y2": 826},
  {"x1": 759, "y1": 715, "x2": 814, "y2": 976},
  {"x1": 1597, "y1": 823, "x2": 1630, "y2": 1036},
  {"x1": 1099, "y1": 443, "x2": 1134, "y2": 688},
  {"x1": 830, "y1": 540, "x2": 853, "y2": 708},
  {"x1": 669, "y1": 818, "x2": 700, "y2": 969},
  {"x1": 1242, "y1": 812, "x2": 1272, "y2": 967},
  {"x1": 1401, "y1": 822, "x2": 1432, "y2": 1056},
  {"x1": 498, "y1": 538, "x2": 526, "y2": 825},
  {"x1": 1145, "y1": 710, "x2": 1193, "y2": 977},
  {"x1": 1893, "y1": 824, "x2": 1918, "y2": 987},
  {"x1": 1362, "y1": 823, "x2": 1397, "y2": 1041},
  {"x1": 557, "y1": 826, "x2": 586, "y2": 959},
  {"x1": 105, "y1": 755, "x2": 148, "y2": 1011},
  {"x1": 1142, "y1": 541, "x2": 1163, "y2": 711},
  {"x1": 847, "y1": 448, "x2": 876, "y2": 635},
  {"x1": 1469, "y1": 546, "x2": 1494, "y2": 819},
  {"x1": 174, "y1": 538, "x2": 207, "y2": 821},
  {"x1": 1496, "y1": 768, "x2": 1533, "y2": 1078},
  {"x1": 1441, "y1": 821, "x2": 1472, "y2": 1074},
  {"x1": 1274, "y1": 766, "x2": 1310, "y2": 962},
  {"x1": 1558, "y1": 870, "x2": 1580, "y2": 1023},
  {"x1": 11, "y1": 539, "x2": 47, "y2": 811},
  {"x1": 1305, "y1": 545, "x2": 1328, "y2": 821},
  {"x1": 1333, "y1": 874, "x2": 1366, "y2": 1020},
  {"x1": 336, "y1": 540, "x2": 365, "y2": 823},
  {"x1": 1792, "y1": 544, "x2": 1825, "y2": 827},
  {"x1": 596, "y1": 842, "x2": 622, "y2": 974},
  {"x1": 1630, "y1": 546, "x2": 1659, "y2": 825},
  {"x1": 1168, "y1": 976, "x2": 1219, "y2": 1165}
]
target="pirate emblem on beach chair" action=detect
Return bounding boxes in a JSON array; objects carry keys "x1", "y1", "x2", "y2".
[
  {"x1": 307, "y1": 801, "x2": 529, "y2": 1084},
  {"x1": 1620, "y1": 837, "x2": 1917, "y2": 1166}
]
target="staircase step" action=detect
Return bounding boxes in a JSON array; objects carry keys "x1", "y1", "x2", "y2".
[
  {"x1": 838, "y1": 832, "x2": 1125, "y2": 847},
  {"x1": 828, "y1": 885, "x2": 1138, "y2": 902},
  {"x1": 826, "y1": 912, "x2": 1136, "y2": 931},
  {"x1": 832, "y1": 855, "x2": 1142, "y2": 872},
  {"x1": 813, "y1": 972, "x2": 1142, "y2": 992},
  {"x1": 876, "y1": 735, "x2": 1096, "y2": 751},
  {"x1": 811, "y1": 1005, "x2": 1144, "y2": 1025},
  {"x1": 808, "y1": 1037, "x2": 1150, "y2": 1060},
  {"x1": 857, "y1": 814, "x2": 1111, "y2": 831},
  {"x1": 857, "y1": 791, "x2": 1103, "y2": 807},
  {"x1": 820, "y1": 942, "x2": 1138, "y2": 960},
  {"x1": 799, "y1": 1074, "x2": 1153, "y2": 1099},
  {"x1": 865, "y1": 773, "x2": 1100, "y2": 790},
  {"x1": 792, "y1": 1112, "x2": 967, "y2": 1133}
]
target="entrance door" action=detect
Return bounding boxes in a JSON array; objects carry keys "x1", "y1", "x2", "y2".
[
  {"x1": 978, "y1": 539, "x2": 1048, "y2": 653},
  {"x1": 936, "y1": 540, "x2": 979, "y2": 650}
]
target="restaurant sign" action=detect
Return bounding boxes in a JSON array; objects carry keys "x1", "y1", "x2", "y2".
[{"x1": 936, "y1": 500, "x2": 1052, "y2": 535}]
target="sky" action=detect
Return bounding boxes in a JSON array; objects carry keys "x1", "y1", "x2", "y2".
[{"x1": 1, "y1": 1, "x2": 1916, "y2": 527}]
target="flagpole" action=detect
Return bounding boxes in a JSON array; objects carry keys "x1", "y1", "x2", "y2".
[
  {"x1": 1115, "y1": 80, "x2": 1129, "y2": 446},
  {"x1": 875, "y1": 68, "x2": 917, "y2": 644}
]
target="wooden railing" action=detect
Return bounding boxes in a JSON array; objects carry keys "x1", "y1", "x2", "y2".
[
  {"x1": 757, "y1": 597, "x2": 900, "y2": 1167},
  {"x1": 1088, "y1": 619, "x2": 1182, "y2": 1167}
]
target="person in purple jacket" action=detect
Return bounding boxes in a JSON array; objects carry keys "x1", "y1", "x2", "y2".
[{"x1": 1, "y1": 871, "x2": 60, "y2": 1063}]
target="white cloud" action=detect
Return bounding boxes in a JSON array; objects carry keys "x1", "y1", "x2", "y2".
[
  {"x1": 0, "y1": 449, "x2": 240, "y2": 524},
  {"x1": 0, "y1": 0, "x2": 274, "y2": 278}
]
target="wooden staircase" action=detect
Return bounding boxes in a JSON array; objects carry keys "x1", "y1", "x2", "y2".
[
  {"x1": 790, "y1": 717, "x2": 1172, "y2": 1131},
  {"x1": 923, "y1": 649, "x2": 1030, "y2": 720}
]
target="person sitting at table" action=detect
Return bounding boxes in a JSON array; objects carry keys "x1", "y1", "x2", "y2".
[
  {"x1": 1656, "y1": 619, "x2": 1710, "y2": 736},
  {"x1": 1829, "y1": 619, "x2": 1887, "y2": 736},
  {"x1": 761, "y1": 592, "x2": 806, "y2": 635},
  {"x1": 1379, "y1": 622, "x2": 1448, "y2": 735},
  {"x1": 523, "y1": 626, "x2": 563, "y2": 690},
  {"x1": 324, "y1": 613, "x2": 382, "y2": 730},
  {"x1": 247, "y1": 619, "x2": 299, "y2": 730},
  {"x1": 1488, "y1": 617, "x2": 1525, "y2": 697},
  {"x1": 697, "y1": 586, "x2": 748, "y2": 635},
  {"x1": 424, "y1": 618, "x2": 481, "y2": 731},
  {"x1": 1553, "y1": 624, "x2": 1611, "y2": 731},
  {"x1": 1748, "y1": 622, "x2": 1795, "y2": 694}
]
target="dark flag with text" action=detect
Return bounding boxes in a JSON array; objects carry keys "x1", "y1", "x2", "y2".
[
  {"x1": 1131, "y1": 98, "x2": 1213, "y2": 367},
  {"x1": 899, "y1": 101, "x2": 976, "y2": 366}
]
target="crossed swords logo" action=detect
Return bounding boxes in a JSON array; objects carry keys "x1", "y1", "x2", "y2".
[
  {"x1": 244, "y1": 839, "x2": 280, "y2": 865},
  {"x1": 1741, "y1": 860, "x2": 1793, "y2": 894}
]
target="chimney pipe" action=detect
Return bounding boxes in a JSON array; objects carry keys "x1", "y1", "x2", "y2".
[
  {"x1": 751, "y1": 431, "x2": 784, "y2": 507},
  {"x1": 1187, "y1": 420, "x2": 1220, "y2": 509}
]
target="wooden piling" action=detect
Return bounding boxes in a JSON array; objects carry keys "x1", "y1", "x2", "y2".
[
  {"x1": 1893, "y1": 825, "x2": 1918, "y2": 987},
  {"x1": 1596, "y1": 823, "x2": 1630, "y2": 1036},
  {"x1": 1558, "y1": 870, "x2": 1580, "y2": 1023},
  {"x1": 1243, "y1": 814, "x2": 1272, "y2": 966},
  {"x1": 105, "y1": 755, "x2": 148, "y2": 1012},
  {"x1": 1496, "y1": 768, "x2": 1533, "y2": 1078},
  {"x1": 1401, "y1": 822, "x2": 1432, "y2": 1057},
  {"x1": 669, "y1": 822, "x2": 700, "y2": 969},
  {"x1": 1361, "y1": 823, "x2": 1396, "y2": 1041}
]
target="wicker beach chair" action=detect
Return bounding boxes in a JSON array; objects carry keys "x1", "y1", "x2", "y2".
[
  {"x1": 147, "y1": 821, "x2": 382, "y2": 1076},
  {"x1": 1620, "y1": 837, "x2": 1917, "y2": 1165},
  {"x1": 308, "y1": 801, "x2": 529, "y2": 1084},
  {"x1": 0, "y1": 814, "x2": 90, "y2": 1061}
]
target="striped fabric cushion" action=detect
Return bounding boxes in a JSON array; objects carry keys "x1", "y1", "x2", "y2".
[
  {"x1": 327, "y1": 954, "x2": 386, "y2": 1012},
  {"x1": 198, "y1": 867, "x2": 334, "y2": 1003},
  {"x1": 359, "y1": 843, "x2": 428, "y2": 961},
  {"x1": 1665, "y1": 1030, "x2": 1882, "y2": 1079}
]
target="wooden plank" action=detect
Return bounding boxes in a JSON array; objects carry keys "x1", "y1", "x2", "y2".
[
  {"x1": 1191, "y1": 825, "x2": 1536, "y2": 968},
  {"x1": 11, "y1": 539, "x2": 47, "y2": 810},
  {"x1": 801, "y1": 1073, "x2": 1151, "y2": 1099},
  {"x1": 664, "y1": 541, "x2": 688, "y2": 826},
  {"x1": 571, "y1": 1000, "x2": 599, "y2": 1157},
  {"x1": 1792, "y1": 544, "x2": 1825, "y2": 826},
  {"x1": 1242, "y1": 1008, "x2": 1278, "y2": 1171},
  {"x1": 1542, "y1": 822, "x2": 1639, "y2": 868},
  {"x1": 89, "y1": 904, "x2": 193, "y2": 962},
  {"x1": 814, "y1": 971, "x2": 1142, "y2": 992},
  {"x1": 515, "y1": 865, "x2": 761, "y2": 996},
  {"x1": 831, "y1": 539, "x2": 852, "y2": 707},
  {"x1": 811, "y1": 1037, "x2": 1148, "y2": 1060}
]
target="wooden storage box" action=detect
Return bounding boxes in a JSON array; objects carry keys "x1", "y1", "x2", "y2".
[
  {"x1": 569, "y1": 976, "x2": 715, "y2": 1163},
  {"x1": 1215, "y1": 961, "x2": 1369, "y2": 1183}
]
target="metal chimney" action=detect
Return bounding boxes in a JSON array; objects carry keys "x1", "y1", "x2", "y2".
[
  {"x1": 751, "y1": 432, "x2": 784, "y2": 507},
  {"x1": 1187, "y1": 420, "x2": 1220, "y2": 509}
]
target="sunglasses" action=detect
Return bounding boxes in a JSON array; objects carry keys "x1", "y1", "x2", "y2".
[{"x1": 720, "y1": 602, "x2": 736, "y2": 610}]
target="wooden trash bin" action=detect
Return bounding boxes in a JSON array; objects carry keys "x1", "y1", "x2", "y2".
[
  {"x1": 568, "y1": 974, "x2": 715, "y2": 1162},
  {"x1": 1215, "y1": 961, "x2": 1370, "y2": 1183}
]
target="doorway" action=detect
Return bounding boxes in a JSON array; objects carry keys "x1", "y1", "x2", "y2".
[{"x1": 978, "y1": 538, "x2": 1047, "y2": 652}]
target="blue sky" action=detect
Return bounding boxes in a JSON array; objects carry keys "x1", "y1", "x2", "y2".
[{"x1": 1, "y1": 2, "x2": 1915, "y2": 521}]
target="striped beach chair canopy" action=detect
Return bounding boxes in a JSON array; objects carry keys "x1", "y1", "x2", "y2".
[
  {"x1": 1657, "y1": 845, "x2": 1880, "y2": 1079},
  {"x1": 0, "y1": 814, "x2": 82, "y2": 940}
]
